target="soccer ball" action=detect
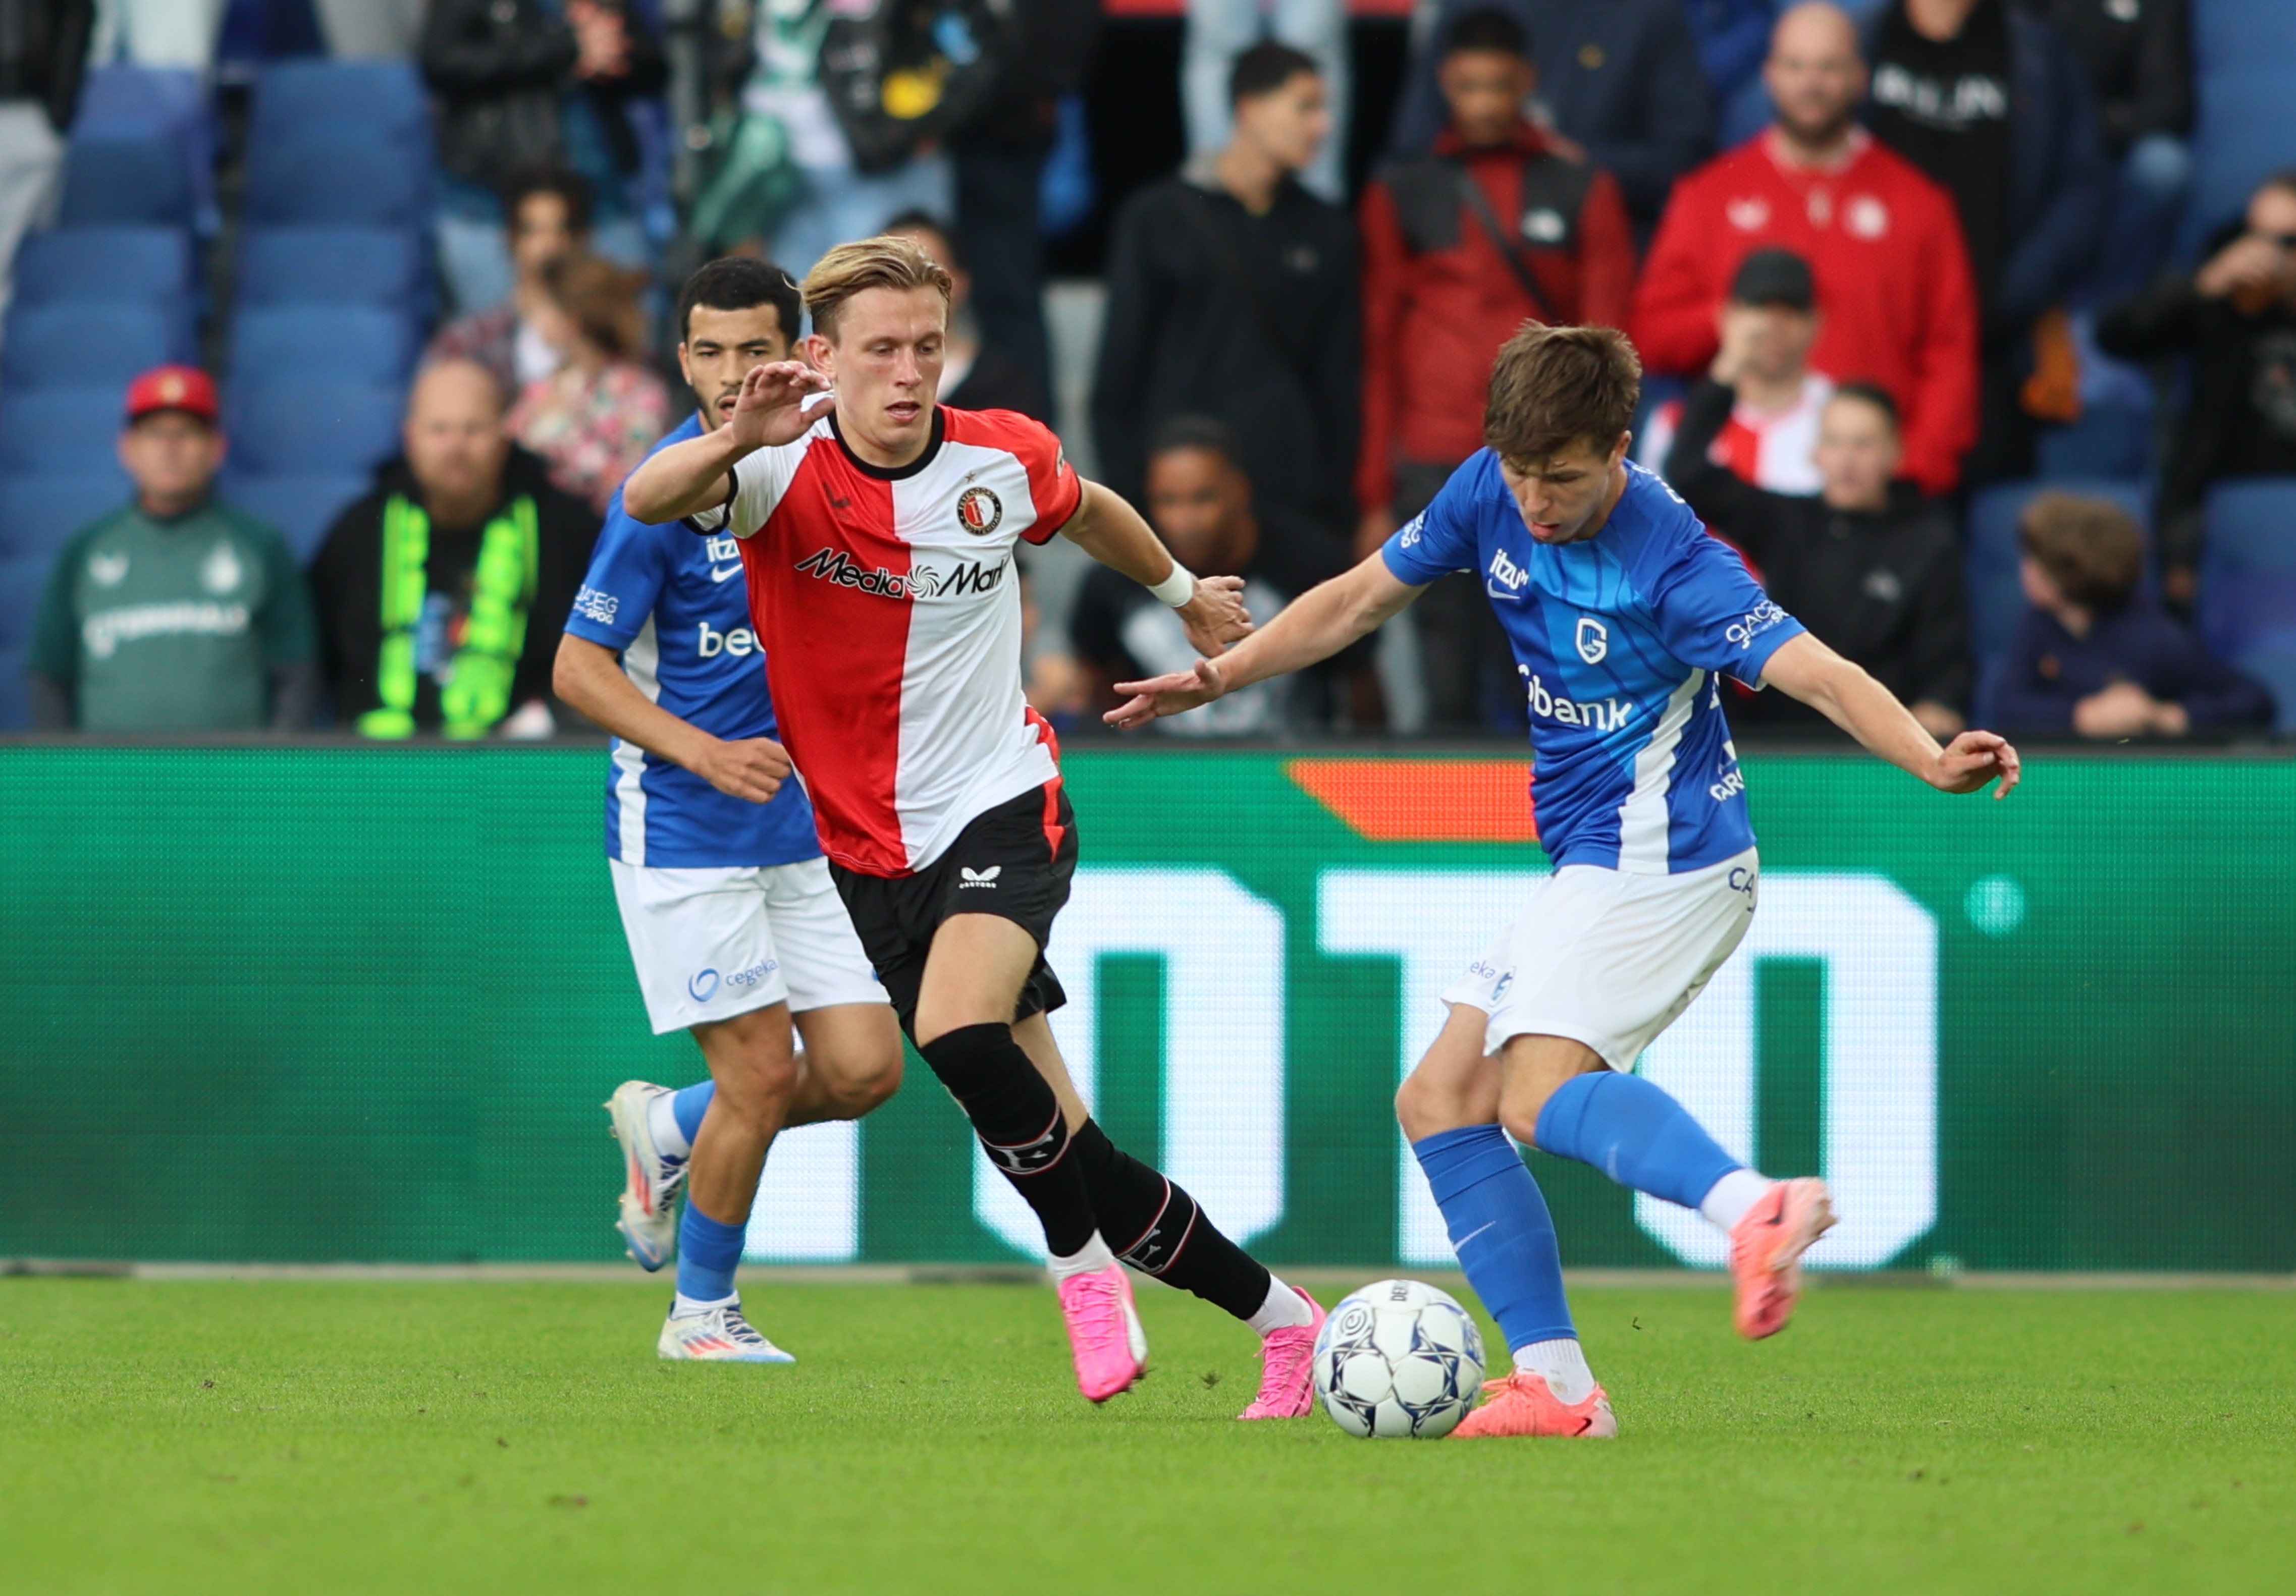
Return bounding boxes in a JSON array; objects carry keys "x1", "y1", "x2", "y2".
[{"x1": 1311, "y1": 1278, "x2": 1486, "y2": 1439}]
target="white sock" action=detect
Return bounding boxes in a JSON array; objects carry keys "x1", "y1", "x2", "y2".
[
  {"x1": 1514, "y1": 1338, "x2": 1595, "y2": 1404},
  {"x1": 1245, "y1": 1275, "x2": 1313, "y2": 1336},
  {"x1": 671, "y1": 1291, "x2": 735, "y2": 1319},
  {"x1": 647, "y1": 1089, "x2": 692, "y2": 1162},
  {"x1": 1699, "y1": 1168, "x2": 1775, "y2": 1233},
  {"x1": 1046, "y1": 1233, "x2": 1115, "y2": 1282}
]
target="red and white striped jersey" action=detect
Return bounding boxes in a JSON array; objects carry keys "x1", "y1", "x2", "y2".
[
  {"x1": 1639, "y1": 373, "x2": 1833, "y2": 497},
  {"x1": 689, "y1": 405, "x2": 1082, "y2": 877}
]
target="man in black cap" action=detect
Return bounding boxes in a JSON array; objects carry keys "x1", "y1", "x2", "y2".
[{"x1": 1642, "y1": 249, "x2": 1832, "y2": 497}]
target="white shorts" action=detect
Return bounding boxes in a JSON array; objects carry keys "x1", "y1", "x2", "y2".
[
  {"x1": 1441, "y1": 848, "x2": 1759, "y2": 1069},
  {"x1": 609, "y1": 856, "x2": 888, "y2": 1035}
]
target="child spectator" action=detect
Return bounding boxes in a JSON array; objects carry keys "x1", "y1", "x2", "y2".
[
  {"x1": 1639, "y1": 248, "x2": 1831, "y2": 494},
  {"x1": 1667, "y1": 378, "x2": 1972, "y2": 738},
  {"x1": 883, "y1": 210, "x2": 1048, "y2": 419},
  {"x1": 26, "y1": 366, "x2": 316, "y2": 732},
  {"x1": 1633, "y1": 2, "x2": 1978, "y2": 495},
  {"x1": 506, "y1": 252, "x2": 672, "y2": 514},
  {"x1": 2096, "y1": 173, "x2": 2296, "y2": 608},
  {"x1": 1982, "y1": 492, "x2": 2274, "y2": 737},
  {"x1": 426, "y1": 169, "x2": 592, "y2": 399}
]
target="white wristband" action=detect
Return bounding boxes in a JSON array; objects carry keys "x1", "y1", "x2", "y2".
[{"x1": 1148, "y1": 563, "x2": 1195, "y2": 608}]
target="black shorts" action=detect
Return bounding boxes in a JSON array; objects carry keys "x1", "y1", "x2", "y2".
[{"x1": 828, "y1": 780, "x2": 1078, "y2": 1033}]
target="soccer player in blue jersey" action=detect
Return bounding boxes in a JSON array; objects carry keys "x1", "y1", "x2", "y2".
[
  {"x1": 1108, "y1": 323, "x2": 2020, "y2": 1437},
  {"x1": 554, "y1": 259, "x2": 904, "y2": 1361}
]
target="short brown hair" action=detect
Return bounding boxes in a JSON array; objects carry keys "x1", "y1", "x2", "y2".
[
  {"x1": 1483, "y1": 322, "x2": 1641, "y2": 468},
  {"x1": 802, "y1": 234, "x2": 953, "y2": 343},
  {"x1": 539, "y1": 252, "x2": 647, "y2": 360},
  {"x1": 2020, "y1": 491, "x2": 2145, "y2": 610}
]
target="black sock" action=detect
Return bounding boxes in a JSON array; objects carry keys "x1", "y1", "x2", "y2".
[
  {"x1": 1073, "y1": 1119, "x2": 1271, "y2": 1322},
  {"x1": 918, "y1": 1023, "x2": 1097, "y2": 1257}
]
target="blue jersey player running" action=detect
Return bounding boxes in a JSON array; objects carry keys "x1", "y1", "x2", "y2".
[
  {"x1": 1108, "y1": 324, "x2": 2020, "y2": 1438},
  {"x1": 554, "y1": 259, "x2": 903, "y2": 1362}
]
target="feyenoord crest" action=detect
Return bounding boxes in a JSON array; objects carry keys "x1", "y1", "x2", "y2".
[
  {"x1": 955, "y1": 485, "x2": 1003, "y2": 536},
  {"x1": 1575, "y1": 617, "x2": 1609, "y2": 664}
]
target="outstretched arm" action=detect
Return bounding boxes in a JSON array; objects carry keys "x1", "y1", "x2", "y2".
[
  {"x1": 1105, "y1": 551, "x2": 1419, "y2": 729},
  {"x1": 1059, "y1": 478, "x2": 1253, "y2": 658},
  {"x1": 1761, "y1": 632, "x2": 2021, "y2": 799},
  {"x1": 623, "y1": 361, "x2": 829, "y2": 524}
]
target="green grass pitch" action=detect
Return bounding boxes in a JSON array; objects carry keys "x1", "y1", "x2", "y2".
[{"x1": 3, "y1": 1278, "x2": 2289, "y2": 1595}]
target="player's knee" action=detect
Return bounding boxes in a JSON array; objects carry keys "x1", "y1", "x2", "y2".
[
  {"x1": 1497, "y1": 1074, "x2": 1561, "y2": 1148},
  {"x1": 823, "y1": 1045, "x2": 903, "y2": 1118}
]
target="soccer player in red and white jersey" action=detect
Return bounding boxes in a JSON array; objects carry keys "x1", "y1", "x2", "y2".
[{"x1": 624, "y1": 236, "x2": 1326, "y2": 1410}]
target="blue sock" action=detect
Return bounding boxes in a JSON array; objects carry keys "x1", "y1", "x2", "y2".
[
  {"x1": 1533, "y1": 1072, "x2": 1741, "y2": 1212},
  {"x1": 675, "y1": 1202, "x2": 747, "y2": 1304},
  {"x1": 1412, "y1": 1125, "x2": 1574, "y2": 1350},
  {"x1": 672, "y1": 1081, "x2": 713, "y2": 1147}
]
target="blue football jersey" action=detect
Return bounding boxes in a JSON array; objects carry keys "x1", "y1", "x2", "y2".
[
  {"x1": 564, "y1": 412, "x2": 821, "y2": 869},
  {"x1": 1383, "y1": 454, "x2": 1806, "y2": 874}
]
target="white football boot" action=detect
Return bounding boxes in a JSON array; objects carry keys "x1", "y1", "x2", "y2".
[
  {"x1": 657, "y1": 1300, "x2": 796, "y2": 1364},
  {"x1": 604, "y1": 1080, "x2": 685, "y2": 1272}
]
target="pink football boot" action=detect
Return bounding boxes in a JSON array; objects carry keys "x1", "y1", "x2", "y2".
[
  {"x1": 1057, "y1": 1262, "x2": 1147, "y2": 1402},
  {"x1": 1729, "y1": 1177, "x2": 1837, "y2": 1340},
  {"x1": 1450, "y1": 1371, "x2": 1618, "y2": 1439},
  {"x1": 1237, "y1": 1288, "x2": 1326, "y2": 1420}
]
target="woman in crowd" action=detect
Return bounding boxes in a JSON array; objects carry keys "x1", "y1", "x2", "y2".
[{"x1": 507, "y1": 252, "x2": 672, "y2": 513}]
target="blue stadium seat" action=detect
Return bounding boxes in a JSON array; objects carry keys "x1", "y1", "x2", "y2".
[
  {"x1": 0, "y1": 644, "x2": 28, "y2": 729},
  {"x1": 72, "y1": 66, "x2": 208, "y2": 140},
  {"x1": 234, "y1": 226, "x2": 426, "y2": 309},
  {"x1": 2195, "y1": 478, "x2": 2296, "y2": 730},
  {"x1": 57, "y1": 137, "x2": 196, "y2": 228},
  {"x1": 0, "y1": 473, "x2": 127, "y2": 560},
  {"x1": 0, "y1": 555, "x2": 47, "y2": 648},
  {"x1": 250, "y1": 60, "x2": 428, "y2": 147},
  {"x1": 1, "y1": 302, "x2": 195, "y2": 389},
  {"x1": 230, "y1": 305, "x2": 415, "y2": 387},
  {"x1": 0, "y1": 387, "x2": 130, "y2": 475},
  {"x1": 1965, "y1": 480, "x2": 2152, "y2": 668},
  {"x1": 2035, "y1": 405, "x2": 2153, "y2": 484},
  {"x1": 224, "y1": 381, "x2": 404, "y2": 476},
  {"x1": 218, "y1": 471, "x2": 369, "y2": 562},
  {"x1": 12, "y1": 227, "x2": 193, "y2": 308},
  {"x1": 243, "y1": 139, "x2": 429, "y2": 228}
]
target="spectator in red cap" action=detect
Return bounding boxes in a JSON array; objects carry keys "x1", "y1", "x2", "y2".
[{"x1": 25, "y1": 365, "x2": 316, "y2": 731}]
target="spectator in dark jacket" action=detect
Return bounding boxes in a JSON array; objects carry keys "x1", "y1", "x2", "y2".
[
  {"x1": 885, "y1": 210, "x2": 1049, "y2": 419},
  {"x1": 1359, "y1": 7, "x2": 1634, "y2": 732},
  {"x1": 1862, "y1": 0, "x2": 2108, "y2": 481},
  {"x1": 1669, "y1": 375, "x2": 1973, "y2": 737},
  {"x1": 2097, "y1": 175, "x2": 2296, "y2": 608},
  {"x1": 1981, "y1": 491, "x2": 2273, "y2": 736},
  {"x1": 1390, "y1": 0, "x2": 1714, "y2": 238},
  {"x1": 0, "y1": 0, "x2": 91, "y2": 318},
  {"x1": 2012, "y1": 0, "x2": 2190, "y2": 305},
  {"x1": 1685, "y1": 0, "x2": 1781, "y2": 144},
  {"x1": 420, "y1": 0, "x2": 666, "y2": 314},
  {"x1": 1093, "y1": 44, "x2": 1359, "y2": 546},
  {"x1": 311, "y1": 360, "x2": 600, "y2": 740}
]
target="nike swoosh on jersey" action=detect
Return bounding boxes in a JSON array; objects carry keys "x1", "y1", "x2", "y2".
[{"x1": 709, "y1": 565, "x2": 743, "y2": 583}]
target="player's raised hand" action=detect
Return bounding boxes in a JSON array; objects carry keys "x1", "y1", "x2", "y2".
[
  {"x1": 1105, "y1": 656, "x2": 1232, "y2": 730},
  {"x1": 1177, "y1": 575, "x2": 1253, "y2": 658},
  {"x1": 727, "y1": 362, "x2": 832, "y2": 451},
  {"x1": 689, "y1": 734, "x2": 795, "y2": 803},
  {"x1": 1929, "y1": 730, "x2": 2021, "y2": 799}
]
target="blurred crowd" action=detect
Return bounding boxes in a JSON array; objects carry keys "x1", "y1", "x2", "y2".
[{"x1": 6, "y1": 0, "x2": 2291, "y2": 744}]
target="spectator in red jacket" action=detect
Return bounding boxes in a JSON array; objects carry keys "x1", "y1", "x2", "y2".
[
  {"x1": 1357, "y1": 7, "x2": 1634, "y2": 734},
  {"x1": 1632, "y1": 1, "x2": 1978, "y2": 496}
]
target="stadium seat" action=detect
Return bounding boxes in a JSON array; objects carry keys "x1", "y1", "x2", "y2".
[
  {"x1": 0, "y1": 387, "x2": 130, "y2": 475},
  {"x1": 0, "y1": 473, "x2": 126, "y2": 560},
  {"x1": 12, "y1": 227, "x2": 193, "y2": 308},
  {"x1": 224, "y1": 381, "x2": 404, "y2": 476},
  {"x1": 72, "y1": 66, "x2": 208, "y2": 140},
  {"x1": 0, "y1": 554, "x2": 47, "y2": 646},
  {"x1": 230, "y1": 305, "x2": 415, "y2": 387},
  {"x1": 2035, "y1": 405, "x2": 2153, "y2": 483},
  {"x1": 1, "y1": 302, "x2": 194, "y2": 389},
  {"x1": 1965, "y1": 479, "x2": 2152, "y2": 667},
  {"x1": 242, "y1": 139, "x2": 429, "y2": 228},
  {"x1": 234, "y1": 226, "x2": 426, "y2": 309},
  {"x1": 56, "y1": 137, "x2": 196, "y2": 228},
  {"x1": 218, "y1": 471, "x2": 369, "y2": 562},
  {"x1": 250, "y1": 60, "x2": 428, "y2": 148},
  {"x1": 0, "y1": 644, "x2": 27, "y2": 729}
]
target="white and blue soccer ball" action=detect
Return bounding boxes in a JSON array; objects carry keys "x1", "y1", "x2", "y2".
[{"x1": 1311, "y1": 1278, "x2": 1486, "y2": 1439}]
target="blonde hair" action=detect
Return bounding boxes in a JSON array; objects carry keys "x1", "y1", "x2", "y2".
[{"x1": 802, "y1": 234, "x2": 953, "y2": 343}]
